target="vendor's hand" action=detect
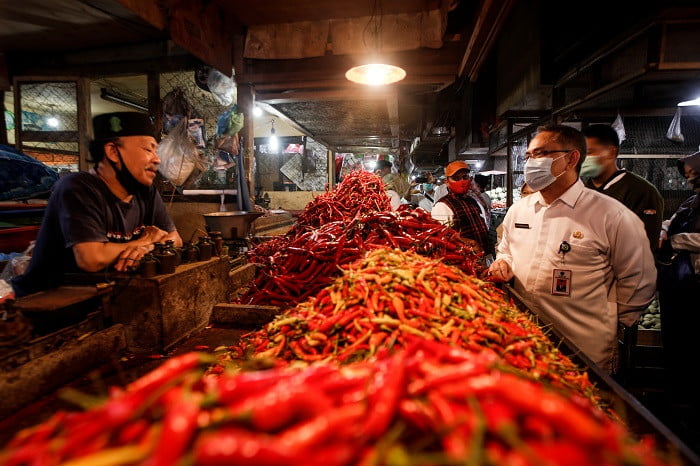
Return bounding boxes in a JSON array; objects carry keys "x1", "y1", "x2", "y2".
[
  {"x1": 114, "y1": 244, "x2": 151, "y2": 272},
  {"x1": 658, "y1": 229, "x2": 668, "y2": 250},
  {"x1": 487, "y1": 259, "x2": 513, "y2": 282},
  {"x1": 138, "y1": 226, "x2": 169, "y2": 246}
]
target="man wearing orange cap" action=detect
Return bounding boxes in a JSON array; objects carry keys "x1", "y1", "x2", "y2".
[{"x1": 431, "y1": 161, "x2": 489, "y2": 252}]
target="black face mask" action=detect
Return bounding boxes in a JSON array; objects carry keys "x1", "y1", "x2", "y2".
[
  {"x1": 109, "y1": 147, "x2": 150, "y2": 197},
  {"x1": 689, "y1": 175, "x2": 700, "y2": 191}
]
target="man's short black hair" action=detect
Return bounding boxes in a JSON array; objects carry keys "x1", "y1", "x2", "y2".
[
  {"x1": 537, "y1": 124, "x2": 587, "y2": 173},
  {"x1": 583, "y1": 124, "x2": 620, "y2": 148},
  {"x1": 473, "y1": 174, "x2": 489, "y2": 188},
  {"x1": 375, "y1": 160, "x2": 392, "y2": 170}
]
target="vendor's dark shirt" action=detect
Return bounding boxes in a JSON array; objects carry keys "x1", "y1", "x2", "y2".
[
  {"x1": 12, "y1": 172, "x2": 175, "y2": 297},
  {"x1": 585, "y1": 169, "x2": 663, "y2": 250}
]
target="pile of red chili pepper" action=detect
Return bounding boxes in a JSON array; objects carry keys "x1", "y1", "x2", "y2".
[
  {"x1": 1, "y1": 341, "x2": 676, "y2": 466},
  {"x1": 237, "y1": 248, "x2": 594, "y2": 398},
  {"x1": 287, "y1": 169, "x2": 392, "y2": 233},
  {"x1": 243, "y1": 171, "x2": 484, "y2": 307}
]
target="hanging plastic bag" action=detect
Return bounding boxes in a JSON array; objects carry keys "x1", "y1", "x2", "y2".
[
  {"x1": 666, "y1": 107, "x2": 685, "y2": 143},
  {"x1": 187, "y1": 117, "x2": 206, "y2": 148},
  {"x1": 157, "y1": 118, "x2": 202, "y2": 186},
  {"x1": 207, "y1": 69, "x2": 236, "y2": 106},
  {"x1": 162, "y1": 88, "x2": 191, "y2": 134},
  {"x1": 611, "y1": 112, "x2": 626, "y2": 144},
  {"x1": 215, "y1": 106, "x2": 244, "y2": 155}
]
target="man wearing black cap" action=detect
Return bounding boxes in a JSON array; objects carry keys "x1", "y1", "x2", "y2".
[{"x1": 12, "y1": 112, "x2": 182, "y2": 297}]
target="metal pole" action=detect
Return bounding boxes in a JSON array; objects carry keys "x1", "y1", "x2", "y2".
[
  {"x1": 506, "y1": 119, "x2": 513, "y2": 208},
  {"x1": 327, "y1": 149, "x2": 335, "y2": 189}
]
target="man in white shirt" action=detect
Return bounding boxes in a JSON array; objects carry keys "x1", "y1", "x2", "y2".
[
  {"x1": 433, "y1": 177, "x2": 448, "y2": 203},
  {"x1": 488, "y1": 125, "x2": 656, "y2": 372}
]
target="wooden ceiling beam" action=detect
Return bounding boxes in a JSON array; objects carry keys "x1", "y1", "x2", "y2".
[
  {"x1": 458, "y1": 0, "x2": 517, "y2": 81},
  {"x1": 244, "y1": 66, "x2": 457, "y2": 86},
  {"x1": 254, "y1": 75, "x2": 453, "y2": 92},
  {"x1": 215, "y1": 0, "x2": 443, "y2": 26},
  {"x1": 257, "y1": 88, "x2": 395, "y2": 104}
]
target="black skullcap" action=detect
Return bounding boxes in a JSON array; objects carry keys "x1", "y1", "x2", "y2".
[
  {"x1": 92, "y1": 112, "x2": 157, "y2": 141},
  {"x1": 679, "y1": 151, "x2": 700, "y2": 174}
]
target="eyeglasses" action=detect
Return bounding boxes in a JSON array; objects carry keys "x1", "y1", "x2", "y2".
[
  {"x1": 524, "y1": 149, "x2": 572, "y2": 159},
  {"x1": 448, "y1": 174, "x2": 472, "y2": 181}
]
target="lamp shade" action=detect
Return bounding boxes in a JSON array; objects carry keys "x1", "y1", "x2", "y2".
[{"x1": 345, "y1": 63, "x2": 406, "y2": 86}]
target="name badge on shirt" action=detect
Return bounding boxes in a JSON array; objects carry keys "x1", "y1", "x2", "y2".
[
  {"x1": 551, "y1": 269, "x2": 572, "y2": 297},
  {"x1": 514, "y1": 223, "x2": 530, "y2": 229}
]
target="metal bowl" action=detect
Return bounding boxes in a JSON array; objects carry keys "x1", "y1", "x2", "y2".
[{"x1": 203, "y1": 211, "x2": 264, "y2": 239}]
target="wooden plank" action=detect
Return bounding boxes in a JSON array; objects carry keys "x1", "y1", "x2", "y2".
[
  {"x1": 245, "y1": 65, "x2": 456, "y2": 86},
  {"x1": 466, "y1": 0, "x2": 516, "y2": 81},
  {"x1": 245, "y1": 21, "x2": 329, "y2": 59},
  {"x1": 169, "y1": 2, "x2": 232, "y2": 76},
  {"x1": 458, "y1": 0, "x2": 494, "y2": 77},
  {"x1": 14, "y1": 286, "x2": 111, "y2": 313},
  {"x1": 77, "y1": 78, "x2": 92, "y2": 172},
  {"x1": 0, "y1": 325, "x2": 127, "y2": 419},
  {"x1": 257, "y1": 88, "x2": 394, "y2": 104},
  {"x1": 211, "y1": 303, "x2": 282, "y2": 326},
  {"x1": 215, "y1": 0, "x2": 442, "y2": 26},
  {"x1": 20, "y1": 131, "x2": 79, "y2": 143},
  {"x1": 237, "y1": 83, "x2": 256, "y2": 196},
  {"x1": 254, "y1": 75, "x2": 454, "y2": 91},
  {"x1": 329, "y1": 10, "x2": 444, "y2": 56},
  {"x1": 115, "y1": 0, "x2": 167, "y2": 30}
]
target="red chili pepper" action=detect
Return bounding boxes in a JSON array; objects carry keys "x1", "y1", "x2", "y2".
[
  {"x1": 363, "y1": 351, "x2": 407, "y2": 438},
  {"x1": 145, "y1": 386, "x2": 201, "y2": 466},
  {"x1": 194, "y1": 428, "x2": 294, "y2": 465},
  {"x1": 277, "y1": 403, "x2": 365, "y2": 453}
]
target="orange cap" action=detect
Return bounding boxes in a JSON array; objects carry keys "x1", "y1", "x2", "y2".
[{"x1": 445, "y1": 161, "x2": 470, "y2": 177}]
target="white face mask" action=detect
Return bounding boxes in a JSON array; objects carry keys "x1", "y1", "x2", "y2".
[
  {"x1": 579, "y1": 155, "x2": 603, "y2": 178},
  {"x1": 524, "y1": 153, "x2": 568, "y2": 191}
]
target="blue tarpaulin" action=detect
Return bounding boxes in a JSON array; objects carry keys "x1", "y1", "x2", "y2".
[{"x1": 0, "y1": 145, "x2": 59, "y2": 201}]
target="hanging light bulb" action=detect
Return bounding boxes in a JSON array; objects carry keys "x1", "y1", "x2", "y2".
[
  {"x1": 47, "y1": 117, "x2": 59, "y2": 128},
  {"x1": 269, "y1": 119, "x2": 279, "y2": 152},
  {"x1": 346, "y1": 0, "x2": 406, "y2": 86},
  {"x1": 346, "y1": 64, "x2": 406, "y2": 86}
]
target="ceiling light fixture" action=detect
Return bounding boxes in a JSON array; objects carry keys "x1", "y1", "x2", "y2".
[
  {"x1": 100, "y1": 88, "x2": 148, "y2": 112},
  {"x1": 46, "y1": 117, "x2": 59, "y2": 128},
  {"x1": 678, "y1": 97, "x2": 700, "y2": 107},
  {"x1": 254, "y1": 106, "x2": 263, "y2": 117},
  {"x1": 269, "y1": 119, "x2": 279, "y2": 152},
  {"x1": 345, "y1": 0, "x2": 406, "y2": 86},
  {"x1": 346, "y1": 64, "x2": 406, "y2": 86}
]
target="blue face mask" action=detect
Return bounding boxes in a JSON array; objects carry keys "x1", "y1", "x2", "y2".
[{"x1": 422, "y1": 183, "x2": 434, "y2": 192}]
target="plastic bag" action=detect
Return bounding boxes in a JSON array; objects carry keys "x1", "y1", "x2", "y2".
[
  {"x1": 215, "y1": 106, "x2": 244, "y2": 155},
  {"x1": 0, "y1": 241, "x2": 34, "y2": 285},
  {"x1": 162, "y1": 89, "x2": 191, "y2": 134},
  {"x1": 187, "y1": 118, "x2": 206, "y2": 148},
  {"x1": 611, "y1": 112, "x2": 626, "y2": 144},
  {"x1": 157, "y1": 119, "x2": 202, "y2": 186},
  {"x1": 207, "y1": 69, "x2": 236, "y2": 106},
  {"x1": 666, "y1": 107, "x2": 685, "y2": 143}
]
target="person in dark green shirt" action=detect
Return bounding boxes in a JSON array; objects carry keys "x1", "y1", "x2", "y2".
[{"x1": 581, "y1": 124, "x2": 663, "y2": 251}]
